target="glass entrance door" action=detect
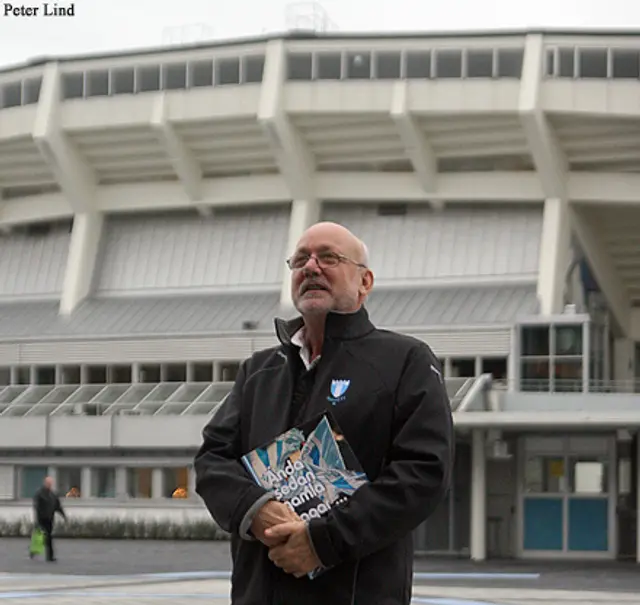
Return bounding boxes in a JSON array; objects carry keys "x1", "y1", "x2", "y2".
[{"x1": 520, "y1": 436, "x2": 614, "y2": 557}]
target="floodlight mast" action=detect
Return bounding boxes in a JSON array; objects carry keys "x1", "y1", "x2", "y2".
[
  {"x1": 284, "y1": 1, "x2": 339, "y2": 33},
  {"x1": 161, "y1": 23, "x2": 215, "y2": 46}
]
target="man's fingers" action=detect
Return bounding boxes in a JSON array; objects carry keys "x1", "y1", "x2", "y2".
[{"x1": 264, "y1": 521, "x2": 298, "y2": 539}]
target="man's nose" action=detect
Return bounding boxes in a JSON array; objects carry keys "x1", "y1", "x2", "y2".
[{"x1": 301, "y1": 256, "x2": 321, "y2": 275}]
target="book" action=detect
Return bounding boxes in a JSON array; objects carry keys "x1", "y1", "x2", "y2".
[{"x1": 241, "y1": 411, "x2": 368, "y2": 579}]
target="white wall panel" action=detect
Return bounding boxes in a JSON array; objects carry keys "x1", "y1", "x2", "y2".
[
  {"x1": 322, "y1": 204, "x2": 543, "y2": 282},
  {"x1": 0, "y1": 223, "x2": 70, "y2": 299},
  {"x1": 96, "y1": 206, "x2": 290, "y2": 292}
]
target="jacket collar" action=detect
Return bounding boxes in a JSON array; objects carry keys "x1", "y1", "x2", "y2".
[{"x1": 274, "y1": 305, "x2": 375, "y2": 346}]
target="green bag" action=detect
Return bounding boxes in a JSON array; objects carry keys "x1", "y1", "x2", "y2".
[{"x1": 29, "y1": 527, "x2": 44, "y2": 556}]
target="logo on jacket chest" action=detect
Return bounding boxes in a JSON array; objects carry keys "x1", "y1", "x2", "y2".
[{"x1": 327, "y1": 379, "x2": 351, "y2": 405}]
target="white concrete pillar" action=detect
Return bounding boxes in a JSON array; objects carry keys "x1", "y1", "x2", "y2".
[
  {"x1": 152, "y1": 468, "x2": 164, "y2": 499},
  {"x1": 188, "y1": 466, "x2": 197, "y2": 500},
  {"x1": 614, "y1": 338, "x2": 635, "y2": 391},
  {"x1": 116, "y1": 467, "x2": 128, "y2": 498},
  {"x1": 280, "y1": 198, "x2": 321, "y2": 310},
  {"x1": 60, "y1": 212, "x2": 104, "y2": 315},
  {"x1": 537, "y1": 198, "x2": 572, "y2": 316},
  {"x1": 81, "y1": 466, "x2": 92, "y2": 498},
  {"x1": 470, "y1": 429, "x2": 487, "y2": 561},
  {"x1": 475, "y1": 356, "x2": 483, "y2": 377},
  {"x1": 637, "y1": 435, "x2": 640, "y2": 563}
]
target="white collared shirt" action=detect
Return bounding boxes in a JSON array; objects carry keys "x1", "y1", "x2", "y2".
[{"x1": 291, "y1": 327, "x2": 321, "y2": 370}]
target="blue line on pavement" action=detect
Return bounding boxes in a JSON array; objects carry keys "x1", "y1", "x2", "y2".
[{"x1": 414, "y1": 572, "x2": 540, "y2": 581}]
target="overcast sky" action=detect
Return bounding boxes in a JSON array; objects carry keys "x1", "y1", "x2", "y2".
[{"x1": 1, "y1": 0, "x2": 640, "y2": 69}]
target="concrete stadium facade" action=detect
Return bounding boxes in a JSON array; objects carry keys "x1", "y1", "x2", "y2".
[{"x1": 0, "y1": 28, "x2": 639, "y2": 562}]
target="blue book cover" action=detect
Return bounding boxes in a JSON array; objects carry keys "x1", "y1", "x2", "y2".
[{"x1": 241, "y1": 412, "x2": 368, "y2": 579}]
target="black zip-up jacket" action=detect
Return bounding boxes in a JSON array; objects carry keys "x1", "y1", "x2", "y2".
[
  {"x1": 33, "y1": 486, "x2": 66, "y2": 526},
  {"x1": 194, "y1": 307, "x2": 454, "y2": 605}
]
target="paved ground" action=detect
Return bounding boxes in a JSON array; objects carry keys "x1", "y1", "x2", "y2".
[{"x1": 1, "y1": 539, "x2": 640, "y2": 604}]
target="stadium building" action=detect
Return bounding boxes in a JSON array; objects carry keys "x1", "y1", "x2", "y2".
[{"x1": 0, "y1": 28, "x2": 639, "y2": 563}]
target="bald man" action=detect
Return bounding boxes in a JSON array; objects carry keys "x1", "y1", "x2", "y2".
[{"x1": 195, "y1": 222, "x2": 454, "y2": 605}]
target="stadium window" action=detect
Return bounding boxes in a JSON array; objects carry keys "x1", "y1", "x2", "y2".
[
  {"x1": 1, "y1": 81, "x2": 22, "y2": 108},
  {"x1": 189, "y1": 60, "x2": 213, "y2": 87},
  {"x1": 612, "y1": 49, "x2": 640, "y2": 79},
  {"x1": 405, "y1": 51, "x2": 431, "y2": 78},
  {"x1": 219, "y1": 361, "x2": 240, "y2": 382},
  {"x1": 545, "y1": 49, "x2": 556, "y2": 76},
  {"x1": 35, "y1": 366, "x2": 56, "y2": 385},
  {"x1": 139, "y1": 364, "x2": 161, "y2": 383},
  {"x1": 524, "y1": 456, "x2": 565, "y2": 493},
  {"x1": 0, "y1": 367, "x2": 9, "y2": 386},
  {"x1": 91, "y1": 467, "x2": 116, "y2": 498},
  {"x1": 558, "y1": 48, "x2": 575, "y2": 78},
  {"x1": 192, "y1": 362, "x2": 213, "y2": 382},
  {"x1": 108, "y1": 365, "x2": 132, "y2": 383},
  {"x1": 86, "y1": 365, "x2": 107, "y2": 384},
  {"x1": 482, "y1": 358, "x2": 508, "y2": 381},
  {"x1": 520, "y1": 359, "x2": 550, "y2": 392},
  {"x1": 496, "y1": 49, "x2": 524, "y2": 78},
  {"x1": 20, "y1": 466, "x2": 48, "y2": 499},
  {"x1": 242, "y1": 55, "x2": 265, "y2": 83},
  {"x1": 58, "y1": 467, "x2": 82, "y2": 498},
  {"x1": 61, "y1": 72, "x2": 84, "y2": 99},
  {"x1": 163, "y1": 63, "x2": 187, "y2": 90},
  {"x1": 316, "y1": 52, "x2": 341, "y2": 79},
  {"x1": 435, "y1": 49, "x2": 462, "y2": 78},
  {"x1": 136, "y1": 65, "x2": 160, "y2": 92},
  {"x1": 86, "y1": 70, "x2": 109, "y2": 97},
  {"x1": 287, "y1": 53, "x2": 312, "y2": 80},
  {"x1": 111, "y1": 68, "x2": 134, "y2": 94},
  {"x1": 450, "y1": 358, "x2": 475, "y2": 378},
  {"x1": 23, "y1": 77, "x2": 42, "y2": 104},
  {"x1": 163, "y1": 363, "x2": 187, "y2": 382},
  {"x1": 163, "y1": 467, "x2": 189, "y2": 498},
  {"x1": 60, "y1": 365, "x2": 81, "y2": 384},
  {"x1": 554, "y1": 325, "x2": 583, "y2": 357},
  {"x1": 346, "y1": 52, "x2": 371, "y2": 79},
  {"x1": 466, "y1": 49, "x2": 493, "y2": 78},
  {"x1": 375, "y1": 52, "x2": 401, "y2": 79},
  {"x1": 216, "y1": 57, "x2": 240, "y2": 85},
  {"x1": 15, "y1": 367, "x2": 30, "y2": 385},
  {"x1": 126, "y1": 468, "x2": 152, "y2": 498},
  {"x1": 521, "y1": 326, "x2": 550, "y2": 356},
  {"x1": 578, "y1": 48, "x2": 607, "y2": 78}
]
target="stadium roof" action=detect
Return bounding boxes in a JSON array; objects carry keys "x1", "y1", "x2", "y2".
[
  {"x1": 3, "y1": 27, "x2": 640, "y2": 73},
  {"x1": 0, "y1": 285, "x2": 537, "y2": 341}
]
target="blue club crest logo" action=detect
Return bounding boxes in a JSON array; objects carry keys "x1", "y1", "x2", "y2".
[{"x1": 327, "y1": 379, "x2": 351, "y2": 405}]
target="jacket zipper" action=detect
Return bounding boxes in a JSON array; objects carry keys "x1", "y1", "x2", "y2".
[{"x1": 350, "y1": 560, "x2": 360, "y2": 605}]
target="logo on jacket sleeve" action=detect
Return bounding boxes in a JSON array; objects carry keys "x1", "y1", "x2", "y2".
[{"x1": 327, "y1": 379, "x2": 351, "y2": 405}]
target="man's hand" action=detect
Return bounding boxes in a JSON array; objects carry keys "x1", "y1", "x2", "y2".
[
  {"x1": 266, "y1": 521, "x2": 322, "y2": 578},
  {"x1": 250, "y1": 500, "x2": 300, "y2": 547}
]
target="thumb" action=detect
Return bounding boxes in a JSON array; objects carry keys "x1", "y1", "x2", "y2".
[{"x1": 264, "y1": 522, "x2": 298, "y2": 538}]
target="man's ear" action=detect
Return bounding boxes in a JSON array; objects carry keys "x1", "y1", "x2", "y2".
[{"x1": 360, "y1": 269, "x2": 374, "y2": 296}]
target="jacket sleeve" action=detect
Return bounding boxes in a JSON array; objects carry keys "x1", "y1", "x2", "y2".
[
  {"x1": 307, "y1": 343, "x2": 454, "y2": 567},
  {"x1": 55, "y1": 495, "x2": 66, "y2": 519},
  {"x1": 194, "y1": 360, "x2": 272, "y2": 538}
]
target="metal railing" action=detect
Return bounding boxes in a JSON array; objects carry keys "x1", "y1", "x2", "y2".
[
  {"x1": 0, "y1": 376, "x2": 473, "y2": 417},
  {"x1": 493, "y1": 378, "x2": 640, "y2": 394}
]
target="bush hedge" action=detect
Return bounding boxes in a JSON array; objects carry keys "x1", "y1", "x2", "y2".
[{"x1": 0, "y1": 517, "x2": 230, "y2": 541}]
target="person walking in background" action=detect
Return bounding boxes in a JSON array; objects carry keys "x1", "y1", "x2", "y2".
[{"x1": 32, "y1": 476, "x2": 67, "y2": 562}]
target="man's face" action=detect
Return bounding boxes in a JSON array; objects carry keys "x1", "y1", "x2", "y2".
[
  {"x1": 44, "y1": 477, "x2": 53, "y2": 490},
  {"x1": 289, "y1": 227, "x2": 373, "y2": 317}
]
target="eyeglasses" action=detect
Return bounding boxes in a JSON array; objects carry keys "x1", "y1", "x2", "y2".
[{"x1": 286, "y1": 251, "x2": 367, "y2": 271}]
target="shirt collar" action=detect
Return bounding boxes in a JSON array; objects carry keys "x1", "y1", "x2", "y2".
[{"x1": 291, "y1": 327, "x2": 320, "y2": 370}]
